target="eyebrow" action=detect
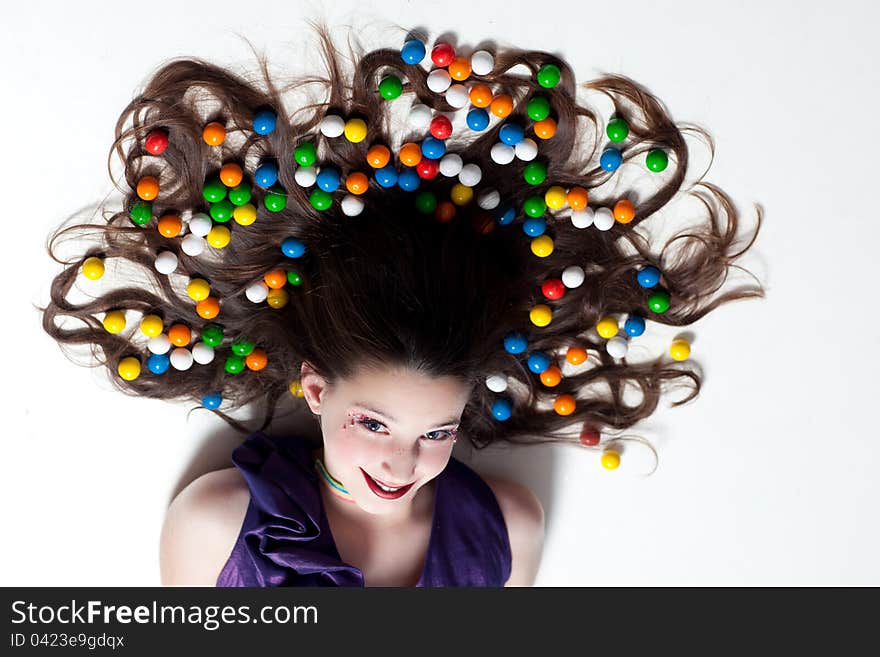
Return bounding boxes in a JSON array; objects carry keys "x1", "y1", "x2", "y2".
[{"x1": 351, "y1": 402, "x2": 460, "y2": 427}]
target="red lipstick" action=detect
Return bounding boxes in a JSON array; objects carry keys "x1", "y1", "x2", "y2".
[{"x1": 360, "y1": 468, "x2": 414, "y2": 500}]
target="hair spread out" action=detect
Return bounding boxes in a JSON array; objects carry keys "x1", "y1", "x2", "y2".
[{"x1": 38, "y1": 19, "x2": 765, "y2": 469}]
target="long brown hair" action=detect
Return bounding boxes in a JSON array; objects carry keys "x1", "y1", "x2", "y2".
[{"x1": 39, "y1": 20, "x2": 765, "y2": 462}]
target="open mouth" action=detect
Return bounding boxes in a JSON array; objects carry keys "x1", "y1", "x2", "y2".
[{"x1": 360, "y1": 468, "x2": 415, "y2": 500}]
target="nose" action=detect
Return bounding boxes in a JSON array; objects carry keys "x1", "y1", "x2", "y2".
[{"x1": 379, "y1": 437, "x2": 418, "y2": 483}]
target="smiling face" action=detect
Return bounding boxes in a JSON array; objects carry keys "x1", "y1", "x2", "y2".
[{"x1": 300, "y1": 360, "x2": 473, "y2": 520}]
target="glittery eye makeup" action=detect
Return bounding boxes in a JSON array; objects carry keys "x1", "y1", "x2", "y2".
[{"x1": 348, "y1": 412, "x2": 458, "y2": 441}]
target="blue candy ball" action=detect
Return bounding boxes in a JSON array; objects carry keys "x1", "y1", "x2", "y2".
[
  {"x1": 421, "y1": 137, "x2": 446, "y2": 160},
  {"x1": 492, "y1": 398, "x2": 513, "y2": 421},
  {"x1": 147, "y1": 353, "x2": 170, "y2": 375},
  {"x1": 624, "y1": 314, "x2": 646, "y2": 337},
  {"x1": 316, "y1": 167, "x2": 341, "y2": 193},
  {"x1": 495, "y1": 204, "x2": 516, "y2": 226},
  {"x1": 499, "y1": 123, "x2": 525, "y2": 146},
  {"x1": 527, "y1": 351, "x2": 551, "y2": 374},
  {"x1": 255, "y1": 161, "x2": 279, "y2": 188},
  {"x1": 600, "y1": 147, "x2": 623, "y2": 172},
  {"x1": 397, "y1": 167, "x2": 421, "y2": 192},
  {"x1": 467, "y1": 108, "x2": 490, "y2": 131},
  {"x1": 375, "y1": 164, "x2": 399, "y2": 188},
  {"x1": 202, "y1": 392, "x2": 222, "y2": 410},
  {"x1": 637, "y1": 265, "x2": 660, "y2": 288},
  {"x1": 523, "y1": 217, "x2": 546, "y2": 237},
  {"x1": 503, "y1": 331, "x2": 528, "y2": 354},
  {"x1": 253, "y1": 109, "x2": 277, "y2": 135},
  {"x1": 281, "y1": 237, "x2": 306, "y2": 258},
  {"x1": 401, "y1": 39, "x2": 426, "y2": 65}
]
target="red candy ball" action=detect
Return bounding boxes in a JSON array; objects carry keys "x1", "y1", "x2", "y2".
[
  {"x1": 416, "y1": 158, "x2": 440, "y2": 179},
  {"x1": 144, "y1": 129, "x2": 169, "y2": 155},
  {"x1": 430, "y1": 115, "x2": 453, "y2": 140},
  {"x1": 541, "y1": 278, "x2": 565, "y2": 300},
  {"x1": 431, "y1": 42, "x2": 455, "y2": 67},
  {"x1": 579, "y1": 426, "x2": 601, "y2": 447}
]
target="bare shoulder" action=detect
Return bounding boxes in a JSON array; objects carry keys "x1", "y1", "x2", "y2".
[
  {"x1": 159, "y1": 467, "x2": 251, "y2": 586},
  {"x1": 482, "y1": 474, "x2": 546, "y2": 587}
]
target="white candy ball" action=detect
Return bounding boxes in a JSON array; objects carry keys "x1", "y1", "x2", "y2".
[
  {"x1": 246, "y1": 281, "x2": 269, "y2": 303},
  {"x1": 191, "y1": 342, "x2": 215, "y2": 365},
  {"x1": 154, "y1": 251, "x2": 178, "y2": 275},
  {"x1": 181, "y1": 234, "x2": 206, "y2": 256},
  {"x1": 341, "y1": 194, "x2": 365, "y2": 217},
  {"x1": 148, "y1": 334, "x2": 171, "y2": 355},
  {"x1": 594, "y1": 207, "x2": 615, "y2": 231},
  {"x1": 439, "y1": 153, "x2": 463, "y2": 177},
  {"x1": 427, "y1": 69, "x2": 452, "y2": 93},
  {"x1": 409, "y1": 104, "x2": 433, "y2": 128},
  {"x1": 445, "y1": 84, "x2": 469, "y2": 108},
  {"x1": 188, "y1": 212, "x2": 212, "y2": 237},
  {"x1": 459, "y1": 163, "x2": 482, "y2": 187},
  {"x1": 319, "y1": 114, "x2": 345, "y2": 138},
  {"x1": 170, "y1": 347, "x2": 194, "y2": 371},
  {"x1": 471, "y1": 50, "x2": 495, "y2": 76},
  {"x1": 294, "y1": 166, "x2": 317, "y2": 187},
  {"x1": 606, "y1": 336, "x2": 629, "y2": 359},
  {"x1": 485, "y1": 374, "x2": 508, "y2": 393},
  {"x1": 477, "y1": 189, "x2": 501, "y2": 210},
  {"x1": 570, "y1": 207, "x2": 595, "y2": 229},
  {"x1": 562, "y1": 265, "x2": 585, "y2": 288},
  {"x1": 515, "y1": 138, "x2": 538, "y2": 161},
  {"x1": 490, "y1": 142, "x2": 516, "y2": 165}
]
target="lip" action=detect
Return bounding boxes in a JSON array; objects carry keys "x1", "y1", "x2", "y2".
[{"x1": 360, "y1": 468, "x2": 415, "y2": 500}]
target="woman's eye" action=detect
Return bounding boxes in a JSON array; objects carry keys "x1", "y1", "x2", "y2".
[
  {"x1": 357, "y1": 418, "x2": 385, "y2": 433},
  {"x1": 355, "y1": 417, "x2": 455, "y2": 441},
  {"x1": 424, "y1": 430, "x2": 454, "y2": 441}
]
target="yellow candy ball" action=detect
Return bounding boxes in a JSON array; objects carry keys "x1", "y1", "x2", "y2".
[
  {"x1": 670, "y1": 339, "x2": 691, "y2": 361},
  {"x1": 529, "y1": 304, "x2": 552, "y2": 327},
  {"x1": 207, "y1": 225, "x2": 231, "y2": 249},
  {"x1": 117, "y1": 357, "x2": 141, "y2": 381},
  {"x1": 601, "y1": 449, "x2": 620, "y2": 470},
  {"x1": 596, "y1": 316, "x2": 619, "y2": 338},
  {"x1": 344, "y1": 118, "x2": 368, "y2": 143},
  {"x1": 267, "y1": 287, "x2": 289, "y2": 309},
  {"x1": 233, "y1": 203, "x2": 257, "y2": 226},
  {"x1": 82, "y1": 256, "x2": 105, "y2": 280},
  {"x1": 289, "y1": 380, "x2": 305, "y2": 397},
  {"x1": 139, "y1": 314, "x2": 164, "y2": 337},
  {"x1": 530, "y1": 235, "x2": 554, "y2": 257},
  {"x1": 103, "y1": 310, "x2": 126, "y2": 334},
  {"x1": 544, "y1": 186, "x2": 568, "y2": 210},
  {"x1": 450, "y1": 183, "x2": 474, "y2": 206},
  {"x1": 186, "y1": 278, "x2": 211, "y2": 301}
]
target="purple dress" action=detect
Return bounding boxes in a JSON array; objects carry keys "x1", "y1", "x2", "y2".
[{"x1": 216, "y1": 430, "x2": 512, "y2": 587}]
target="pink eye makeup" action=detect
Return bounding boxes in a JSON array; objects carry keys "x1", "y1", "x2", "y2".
[{"x1": 347, "y1": 412, "x2": 458, "y2": 442}]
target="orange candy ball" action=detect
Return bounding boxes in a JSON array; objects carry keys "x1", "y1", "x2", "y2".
[
  {"x1": 399, "y1": 142, "x2": 422, "y2": 167},
  {"x1": 264, "y1": 269, "x2": 287, "y2": 289},
  {"x1": 202, "y1": 122, "x2": 226, "y2": 146},
  {"x1": 448, "y1": 57, "x2": 472, "y2": 81},
  {"x1": 196, "y1": 297, "x2": 220, "y2": 319},
  {"x1": 157, "y1": 214, "x2": 183, "y2": 238},
  {"x1": 366, "y1": 145, "x2": 391, "y2": 169},
  {"x1": 554, "y1": 394, "x2": 577, "y2": 416},
  {"x1": 346, "y1": 172, "x2": 370, "y2": 195},
  {"x1": 566, "y1": 346, "x2": 588, "y2": 365},
  {"x1": 168, "y1": 324, "x2": 192, "y2": 347},
  {"x1": 220, "y1": 163, "x2": 244, "y2": 187},
  {"x1": 567, "y1": 187, "x2": 589, "y2": 211},
  {"x1": 534, "y1": 118, "x2": 557, "y2": 139},
  {"x1": 614, "y1": 199, "x2": 636, "y2": 224},
  {"x1": 539, "y1": 365, "x2": 562, "y2": 387},
  {"x1": 490, "y1": 94, "x2": 513, "y2": 118},
  {"x1": 434, "y1": 201, "x2": 457, "y2": 223},
  {"x1": 469, "y1": 84, "x2": 494, "y2": 108},
  {"x1": 136, "y1": 176, "x2": 159, "y2": 201},
  {"x1": 245, "y1": 348, "x2": 268, "y2": 371}
]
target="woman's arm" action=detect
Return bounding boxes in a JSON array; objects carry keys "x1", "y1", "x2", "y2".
[{"x1": 484, "y1": 476, "x2": 546, "y2": 587}]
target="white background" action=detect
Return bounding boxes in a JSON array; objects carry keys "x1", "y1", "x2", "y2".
[{"x1": 2, "y1": 0, "x2": 878, "y2": 586}]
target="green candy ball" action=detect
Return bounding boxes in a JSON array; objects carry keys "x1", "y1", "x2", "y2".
[
  {"x1": 647, "y1": 290, "x2": 671, "y2": 313},
  {"x1": 294, "y1": 142, "x2": 317, "y2": 167},
  {"x1": 225, "y1": 355, "x2": 246, "y2": 375},
  {"x1": 228, "y1": 184, "x2": 252, "y2": 206},
  {"x1": 202, "y1": 177, "x2": 227, "y2": 203},
  {"x1": 201, "y1": 324, "x2": 224, "y2": 347},
  {"x1": 130, "y1": 201, "x2": 152, "y2": 226},
  {"x1": 287, "y1": 270, "x2": 303, "y2": 286},
  {"x1": 523, "y1": 195, "x2": 547, "y2": 218},
  {"x1": 264, "y1": 186, "x2": 288, "y2": 212},
  {"x1": 210, "y1": 199, "x2": 234, "y2": 223},
  {"x1": 309, "y1": 189, "x2": 333, "y2": 211},
  {"x1": 646, "y1": 148, "x2": 669, "y2": 172},
  {"x1": 415, "y1": 191, "x2": 437, "y2": 214},
  {"x1": 537, "y1": 64, "x2": 561, "y2": 89},
  {"x1": 378, "y1": 75, "x2": 403, "y2": 100},
  {"x1": 231, "y1": 339, "x2": 255, "y2": 357},
  {"x1": 607, "y1": 117, "x2": 629, "y2": 143},
  {"x1": 527, "y1": 95, "x2": 551, "y2": 121},
  {"x1": 523, "y1": 161, "x2": 547, "y2": 185}
]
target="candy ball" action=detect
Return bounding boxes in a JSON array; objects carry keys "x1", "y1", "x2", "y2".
[
  {"x1": 341, "y1": 194, "x2": 365, "y2": 216},
  {"x1": 255, "y1": 162, "x2": 279, "y2": 189},
  {"x1": 495, "y1": 205, "x2": 516, "y2": 226},
  {"x1": 648, "y1": 290, "x2": 671, "y2": 313},
  {"x1": 264, "y1": 269, "x2": 286, "y2": 289},
  {"x1": 490, "y1": 143, "x2": 515, "y2": 165},
  {"x1": 202, "y1": 177, "x2": 226, "y2": 203},
  {"x1": 670, "y1": 339, "x2": 691, "y2": 361},
  {"x1": 202, "y1": 393, "x2": 222, "y2": 410},
  {"x1": 601, "y1": 449, "x2": 621, "y2": 470},
  {"x1": 430, "y1": 115, "x2": 453, "y2": 140},
  {"x1": 438, "y1": 154, "x2": 463, "y2": 178},
  {"x1": 553, "y1": 394, "x2": 576, "y2": 416},
  {"x1": 289, "y1": 380, "x2": 305, "y2": 397},
  {"x1": 515, "y1": 138, "x2": 538, "y2": 161},
  {"x1": 570, "y1": 207, "x2": 595, "y2": 229},
  {"x1": 186, "y1": 278, "x2": 211, "y2": 301},
  {"x1": 320, "y1": 114, "x2": 345, "y2": 138},
  {"x1": 148, "y1": 335, "x2": 171, "y2": 355},
  {"x1": 344, "y1": 118, "x2": 368, "y2": 143},
  {"x1": 523, "y1": 195, "x2": 546, "y2": 217},
  {"x1": 344, "y1": 171, "x2": 370, "y2": 195},
  {"x1": 471, "y1": 50, "x2": 494, "y2": 75},
  {"x1": 192, "y1": 342, "x2": 215, "y2": 365},
  {"x1": 202, "y1": 122, "x2": 226, "y2": 146},
  {"x1": 129, "y1": 201, "x2": 152, "y2": 226},
  {"x1": 82, "y1": 256, "x2": 104, "y2": 280},
  {"x1": 448, "y1": 56, "x2": 471, "y2": 81},
  {"x1": 523, "y1": 217, "x2": 546, "y2": 237},
  {"x1": 233, "y1": 203, "x2": 258, "y2": 225},
  {"x1": 187, "y1": 213, "x2": 211, "y2": 237},
  {"x1": 245, "y1": 348, "x2": 268, "y2": 371},
  {"x1": 606, "y1": 336, "x2": 629, "y2": 358},
  {"x1": 624, "y1": 314, "x2": 646, "y2": 337},
  {"x1": 144, "y1": 129, "x2": 169, "y2": 155},
  {"x1": 316, "y1": 167, "x2": 341, "y2": 193},
  {"x1": 287, "y1": 271, "x2": 302, "y2": 286},
  {"x1": 397, "y1": 168, "x2": 421, "y2": 192},
  {"x1": 486, "y1": 374, "x2": 508, "y2": 393},
  {"x1": 596, "y1": 316, "x2": 619, "y2": 339},
  {"x1": 201, "y1": 324, "x2": 224, "y2": 347},
  {"x1": 309, "y1": 189, "x2": 333, "y2": 210},
  {"x1": 492, "y1": 398, "x2": 513, "y2": 421},
  {"x1": 614, "y1": 199, "x2": 636, "y2": 224},
  {"x1": 537, "y1": 64, "x2": 561, "y2": 88},
  {"x1": 295, "y1": 166, "x2": 317, "y2": 187},
  {"x1": 281, "y1": 237, "x2": 305, "y2": 259},
  {"x1": 409, "y1": 103, "x2": 433, "y2": 128},
  {"x1": 267, "y1": 288, "x2": 289, "y2": 309},
  {"x1": 567, "y1": 187, "x2": 589, "y2": 210},
  {"x1": 541, "y1": 278, "x2": 565, "y2": 300},
  {"x1": 228, "y1": 185, "x2": 252, "y2": 206},
  {"x1": 431, "y1": 42, "x2": 455, "y2": 67},
  {"x1": 401, "y1": 39, "x2": 426, "y2": 65},
  {"x1": 637, "y1": 265, "x2": 661, "y2": 288},
  {"x1": 533, "y1": 118, "x2": 557, "y2": 140},
  {"x1": 220, "y1": 163, "x2": 244, "y2": 187},
  {"x1": 421, "y1": 137, "x2": 446, "y2": 160},
  {"x1": 445, "y1": 84, "x2": 469, "y2": 108},
  {"x1": 527, "y1": 95, "x2": 551, "y2": 122},
  {"x1": 209, "y1": 199, "x2": 234, "y2": 223},
  {"x1": 168, "y1": 324, "x2": 191, "y2": 347},
  {"x1": 503, "y1": 331, "x2": 528, "y2": 355},
  {"x1": 459, "y1": 163, "x2": 482, "y2": 187},
  {"x1": 435, "y1": 201, "x2": 456, "y2": 223},
  {"x1": 527, "y1": 351, "x2": 551, "y2": 374},
  {"x1": 646, "y1": 148, "x2": 669, "y2": 172},
  {"x1": 137, "y1": 176, "x2": 159, "y2": 201},
  {"x1": 566, "y1": 346, "x2": 588, "y2": 365},
  {"x1": 170, "y1": 348, "x2": 194, "y2": 371},
  {"x1": 246, "y1": 281, "x2": 269, "y2": 303},
  {"x1": 147, "y1": 353, "x2": 170, "y2": 375},
  {"x1": 103, "y1": 310, "x2": 126, "y2": 334},
  {"x1": 374, "y1": 164, "x2": 399, "y2": 188},
  {"x1": 427, "y1": 68, "x2": 452, "y2": 93},
  {"x1": 607, "y1": 117, "x2": 629, "y2": 142},
  {"x1": 540, "y1": 365, "x2": 562, "y2": 387},
  {"x1": 253, "y1": 109, "x2": 277, "y2": 135},
  {"x1": 181, "y1": 234, "x2": 206, "y2": 256},
  {"x1": 593, "y1": 207, "x2": 615, "y2": 231},
  {"x1": 500, "y1": 123, "x2": 525, "y2": 146},
  {"x1": 450, "y1": 183, "x2": 473, "y2": 206},
  {"x1": 196, "y1": 299, "x2": 219, "y2": 321},
  {"x1": 545, "y1": 186, "x2": 567, "y2": 209},
  {"x1": 158, "y1": 214, "x2": 183, "y2": 237},
  {"x1": 399, "y1": 142, "x2": 422, "y2": 167},
  {"x1": 467, "y1": 108, "x2": 490, "y2": 131},
  {"x1": 477, "y1": 189, "x2": 500, "y2": 210},
  {"x1": 225, "y1": 355, "x2": 246, "y2": 375},
  {"x1": 530, "y1": 235, "x2": 554, "y2": 257},
  {"x1": 206, "y1": 225, "x2": 231, "y2": 249},
  {"x1": 562, "y1": 266, "x2": 585, "y2": 289},
  {"x1": 600, "y1": 147, "x2": 623, "y2": 172},
  {"x1": 366, "y1": 144, "x2": 392, "y2": 169},
  {"x1": 490, "y1": 94, "x2": 513, "y2": 118},
  {"x1": 469, "y1": 83, "x2": 494, "y2": 107},
  {"x1": 579, "y1": 426, "x2": 601, "y2": 447},
  {"x1": 415, "y1": 191, "x2": 438, "y2": 214},
  {"x1": 231, "y1": 339, "x2": 255, "y2": 357},
  {"x1": 417, "y1": 159, "x2": 441, "y2": 181},
  {"x1": 379, "y1": 75, "x2": 403, "y2": 100},
  {"x1": 117, "y1": 357, "x2": 141, "y2": 381},
  {"x1": 530, "y1": 304, "x2": 552, "y2": 327},
  {"x1": 140, "y1": 314, "x2": 163, "y2": 337}
]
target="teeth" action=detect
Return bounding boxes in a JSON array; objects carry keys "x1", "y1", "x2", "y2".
[{"x1": 377, "y1": 482, "x2": 400, "y2": 492}]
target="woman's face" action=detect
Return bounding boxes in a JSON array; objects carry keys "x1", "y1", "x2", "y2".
[{"x1": 300, "y1": 361, "x2": 472, "y2": 519}]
